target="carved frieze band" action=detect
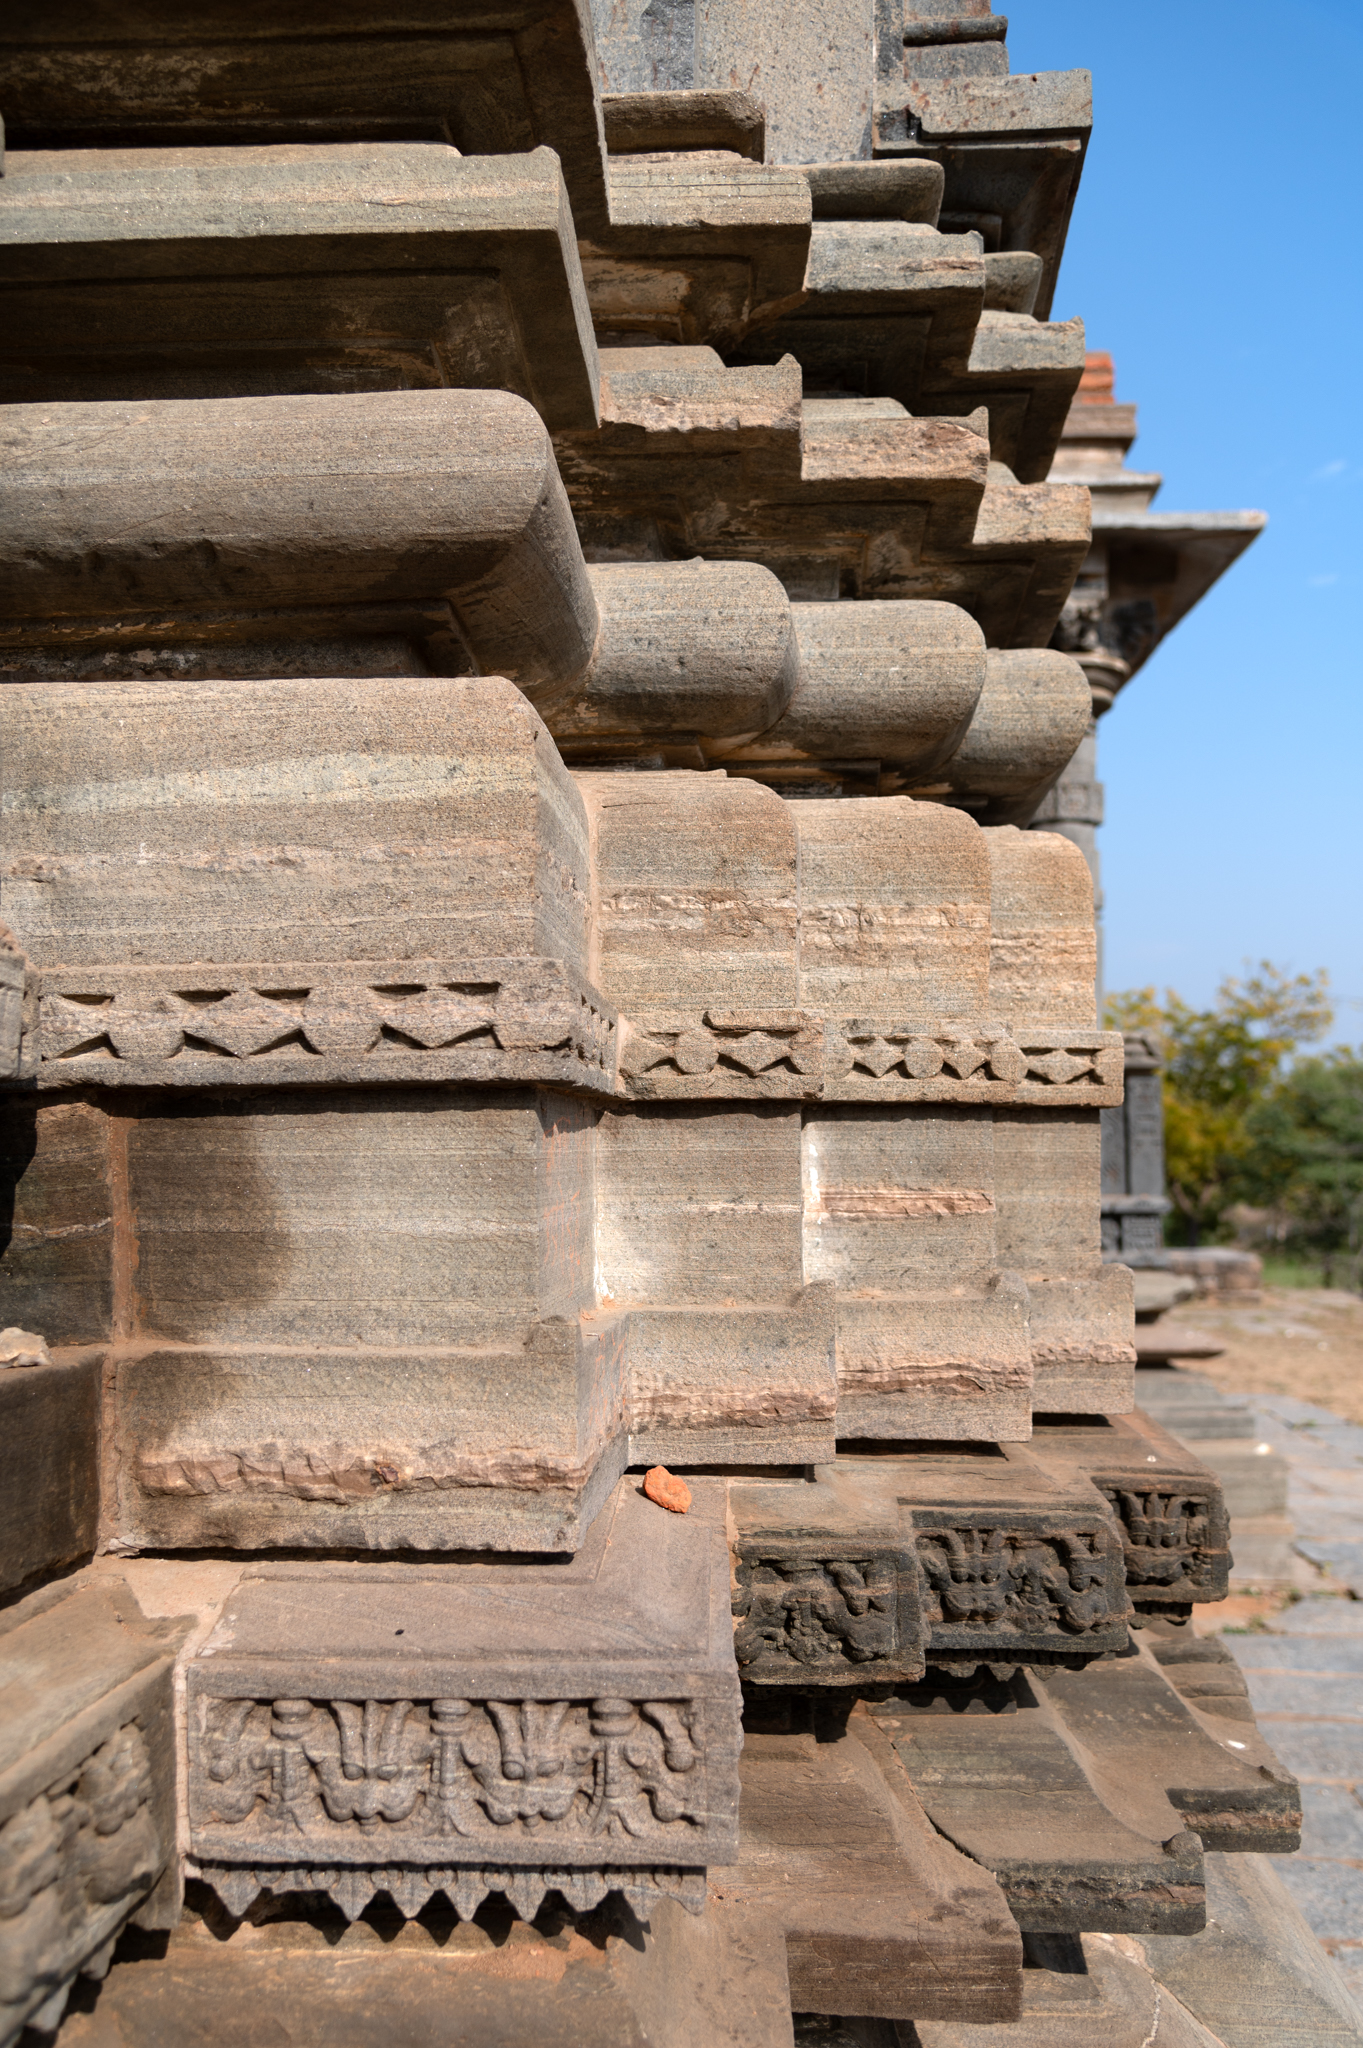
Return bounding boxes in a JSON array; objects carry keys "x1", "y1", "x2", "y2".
[
  {"x1": 1099, "y1": 1485, "x2": 1231, "y2": 1602},
  {"x1": 199, "y1": 1859, "x2": 707, "y2": 1924},
  {"x1": 916, "y1": 1524, "x2": 1126, "y2": 1640},
  {"x1": 732, "y1": 1518, "x2": 1134, "y2": 1684},
  {"x1": 621, "y1": 1014, "x2": 1123, "y2": 1102},
  {"x1": 0, "y1": 1723, "x2": 166, "y2": 2042},
  {"x1": 733, "y1": 1554, "x2": 909, "y2": 1679},
  {"x1": 12, "y1": 958, "x2": 1122, "y2": 1105},
  {"x1": 23, "y1": 959, "x2": 618, "y2": 1088},
  {"x1": 189, "y1": 1696, "x2": 714, "y2": 1862}
]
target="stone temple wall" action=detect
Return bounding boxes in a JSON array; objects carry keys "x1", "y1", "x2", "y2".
[{"x1": 0, "y1": 7, "x2": 1314, "y2": 2045}]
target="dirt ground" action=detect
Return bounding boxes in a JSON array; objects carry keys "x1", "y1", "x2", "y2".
[{"x1": 1154, "y1": 1285, "x2": 1363, "y2": 1426}]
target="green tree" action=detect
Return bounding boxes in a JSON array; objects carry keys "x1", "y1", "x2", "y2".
[
  {"x1": 1242, "y1": 1053, "x2": 1363, "y2": 1286},
  {"x1": 1104, "y1": 964, "x2": 1333, "y2": 1244}
]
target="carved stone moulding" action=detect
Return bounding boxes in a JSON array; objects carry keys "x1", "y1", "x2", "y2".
[
  {"x1": 729, "y1": 1446, "x2": 1134, "y2": 1690},
  {"x1": 621, "y1": 1013, "x2": 1125, "y2": 1104},
  {"x1": 14, "y1": 968, "x2": 1122, "y2": 1107},
  {"x1": 21, "y1": 958, "x2": 618, "y2": 1095},
  {"x1": 195, "y1": 1859, "x2": 707, "y2": 1926},
  {"x1": 1030, "y1": 1408, "x2": 1233, "y2": 1610},
  {"x1": 0, "y1": 1577, "x2": 188, "y2": 2048},
  {"x1": 184, "y1": 1484, "x2": 742, "y2": 1895}
]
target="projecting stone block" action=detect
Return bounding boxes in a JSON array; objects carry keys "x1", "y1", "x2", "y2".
[
  {"x1": 939, "y1": 650, "x2": 1092, "y2": 824},
  {"x1": 602, "y1": 89, "x2": 767, "y2": 161},
  {"x1": 556, "y1": 347, "x2": 1086, "y2": 650},
  {"x1": 880, "y1": 1636, "x2": 1296, "y2": 1936},
  {"x1": 584, "y1": 155, "x2": 812, "y2": 352},
  {"x1": 727, "y1": 207, "x2": 1085, "y2": 479},
  {"x1": 0, "y1": 1352, "x2": 100, "y2": 1595},
  {"x1": 1041, "y1": 1642, "x2": 1301, "y2": 1854},
  {"x1": 559, "y1": 560, "x2": 800, "y2": 742},
  {"x1": 0, "y1": 1577, "x2": 187, "y2": 2047},
  {"x1": 0, "y1": 145, "x2": 599, "y2": 428},
  {"x1": 100, "y1": 1083, "x2": 624, "y2": 1553},
  {"x1": 1, "y1": 391, "x2": 597, "y2": 696},
  {"x1": 578, "y1": 772, "x2": 799, "y2": 1015},
  {"x1": 186, "y1": 1481, "x2": 741, "y2": 1922},
  {"x1": 1030, "y1": 1411, "x2": 1232, "y2": 1611},
  {"x1": 0, "y1": 0, "x2": 612, "y2": 235},
  {"x1": 877, "y1": 1665, "x2": 1210, "y2": 1937},
  {"x1": 731, "y1": 1464, "x2": 927, "y2": 1689},
  {"x1": 748, "y1": 598, "x2": 986, "y2": 777},
  {"x1": 730, "y1": 1444, "x2": 1133, "y2": 1687},
  {"x1": 794, "y1": 798, "x2": 991, "y2": 1017},
  {"x1": 2, "y1": 673, "x2": 592, "y2": 973}
]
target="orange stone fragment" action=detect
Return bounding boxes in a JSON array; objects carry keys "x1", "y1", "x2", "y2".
[{"x1": 643, "y1": 1466, "x2": 692, "y2": 1514}]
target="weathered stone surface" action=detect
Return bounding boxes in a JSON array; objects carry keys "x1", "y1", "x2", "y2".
[
  {"x1": 0, "y1": 388, "x2": 1087, "y2": 776},
  {"x1": 0, "y1": 1099, "x2": 113, "y2": 1344},
  {"x1": 0, "y1": 0, "x2": 612, "y2": 236},
  {"x1": 583, "y1": 155, "x2": 811, "y2": 352},
  {"x1": 939, "y1": 653, "x2": 1092, "y2": 824},
  {"x1": 879, "y1": 1635, "x2": 1299, "y2": 1936},
  {"x1": 877, "y1": 1664, "x2": 1210, "y2": 1936},
  {"x1": 0, "y1": 145, "x2": 600, "y2": 428},
  {"x1": 185, "y1": 1481, "x2": 740, "y2": 1904},
  {"x1": 729, "y1": 221, "x2": 1085, "y2": 481},
  {"x1": 603, "y1": 89, "x2": 767, "y2": 161},
  {"x1": 731, "y1": 1701, "x2": 1022, "y2": 2022},
  {"x1": 1135, "y1": 1850, "x2": 1363, "y2": 2048},
  {"x1": 2, "y1": 673, "x2": 592, "y2": 972},
  {"x1": 557, "y1": 349, "x2": 1089, "y2": 649},
  {"x1": 0, "y1": 1350, "x2": 100, "y2": 1594},
  {"x1": 985, "y1": 826, "x2": 1134, "y2": 1416},
  {"x1": 0, "y1": 1577, "x2": 187, "y2": 2046},
  {"x1": 805, "y1": 158, "x2": 945, "y2": 224},
  {"x1": 1039, "y1": 1640, "x2": 1301, "y2": 1854},
  {"x1": 730, "y1": 1445, "x2": 1133, "y2": 1685},
  {"x1": 0, "y1": 931, "x2": 25, "y2": 1082},
  {"x1": 906, "y1": 1926, "x2": 1227, "y2": 2048},
  {"x1": 1029, "y1": 1410, "x2": 1232, "y2": 1611},
  {"x1": 45, "y1": 1891, "x2": 800, "y2": 2048},
  {"x1": 0, "y1": 393, "x2": 598, "y2": 699}
]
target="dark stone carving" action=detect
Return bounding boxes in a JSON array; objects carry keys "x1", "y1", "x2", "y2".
[
  {"x1": 732, "y1": 1555, "x2": 904, "y2": 1673},
  {"x1": 196, "y1": 1695, "x2": 708, "y2": 1850},
  {"x1": 916, "y1": 1526, "x2": 1118, "y2": 1638},
  {"x1": 1029, "y1": 1411, "x2": 1232, "y2": 1609}
]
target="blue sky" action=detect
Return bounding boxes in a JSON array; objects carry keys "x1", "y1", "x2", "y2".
[{"x1": 1008, "y1": 1, "x2": 1362, "y2": 1045}]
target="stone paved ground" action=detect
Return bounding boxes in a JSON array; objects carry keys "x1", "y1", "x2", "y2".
[
  {"x1": 1162, "y1": 1287, "x2": 1363, "y2": 1426},
  {"x1": 1212, "y1": 1389, "x2": 1363, "y2": 2005}
]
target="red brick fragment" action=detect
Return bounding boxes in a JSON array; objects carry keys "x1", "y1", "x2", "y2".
[{"x1": 643, "y1": 1466, "x2": 691, "y2": 1514}]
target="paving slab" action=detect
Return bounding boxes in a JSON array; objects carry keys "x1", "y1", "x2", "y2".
[
  {"x1": 1251, "y1": 1721, "x2": 1363, "y2": 1784},
  {"x1": 1271, "y1": 1859, "x2": 1363, "y2": 1943},
  {"x1": 1266, "y1": 1600, "x2": 1363, "y2": 1636},
  {"x1": 1243, "y1": 1674, "x2": 1363, "y2": 1718}
]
